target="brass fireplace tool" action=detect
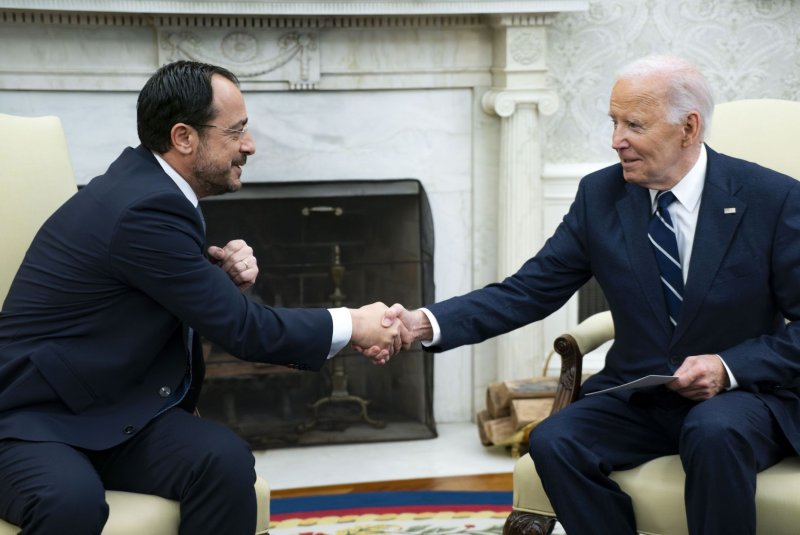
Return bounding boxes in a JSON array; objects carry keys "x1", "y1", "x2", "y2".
[{"x1": 298, "y1": 243, "x2": 385, "y2": 431}]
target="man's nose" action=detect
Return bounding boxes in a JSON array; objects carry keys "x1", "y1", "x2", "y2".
[
  {"x1": 241, "y1": 130, "x2": 256, "y2": 155},
  {"x1": 611, "y1": 127, "x2": 627, "y2": 150}
]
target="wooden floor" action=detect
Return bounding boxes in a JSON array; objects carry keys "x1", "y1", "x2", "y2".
[{"x1": 272, "y1": 472, "x2": 513, "y2": 498}]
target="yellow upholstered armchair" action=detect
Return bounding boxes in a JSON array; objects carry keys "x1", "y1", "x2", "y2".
[
  {"x1": 0, "y1": 113, "x2": 270, "y2": 534},
  {"x1": 503, "y1": 99, "x2": 800, "y2": 535}
]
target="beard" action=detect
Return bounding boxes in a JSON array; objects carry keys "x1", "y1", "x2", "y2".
[{"x1": 192, "y1": 142, "x2": 247, "y2": 197}]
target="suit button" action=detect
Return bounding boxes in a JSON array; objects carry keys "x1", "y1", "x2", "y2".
[
  {"x1": 159, "y1": 386, "x2": 172, "y2": 397},
  {"x1": 123, "y1": 425, "x2": 137, "y2": 435},
  {"x1": 669, "y1": 355, "x2": 681, "y2": 365}
]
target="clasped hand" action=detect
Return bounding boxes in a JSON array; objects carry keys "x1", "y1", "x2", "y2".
[{"x1": 351, "y1": 303, "x2": 427, "y2": 365}]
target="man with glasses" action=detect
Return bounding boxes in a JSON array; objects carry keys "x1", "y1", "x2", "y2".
[{"x1": 0, "y1": 60, "x2": 403, "y2": 534}]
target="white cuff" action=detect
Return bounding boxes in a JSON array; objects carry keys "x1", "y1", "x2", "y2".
[
  {"x1": 717, "y1": 354, "x2": 739, "y2": 390},
  {"x1": 327, "y1": 307, "x2": 352, "y2": 358},
  {"x1": 420, "y1": 307, "x2": 441, "y2": 347}
]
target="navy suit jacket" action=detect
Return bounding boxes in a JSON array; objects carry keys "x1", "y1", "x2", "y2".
[
  {"x1": 0, "y1": 146, "x2": 331, "y2": 449},
  {"x1": 427, "y1": 146, "x2": 800, "y2": 451}
]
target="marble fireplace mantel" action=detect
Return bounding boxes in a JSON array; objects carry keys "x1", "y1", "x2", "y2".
[
  {"x1": 0, "y1": 0, "x2": 589, "y2": 423},
  {"x1": 0, "y1": 1, "x2": 586, "y2": 15}
]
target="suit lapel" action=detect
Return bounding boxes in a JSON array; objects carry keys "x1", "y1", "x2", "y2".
[
  {"x1": 617, "y1": 182, "x2": 673, "y2": 336},
  {"x1": 674, "y1": 148, "x2": 745, "y2": 341}
]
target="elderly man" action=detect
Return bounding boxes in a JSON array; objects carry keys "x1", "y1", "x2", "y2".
[
  {"x1": 0, "y1": 61, "x2": 402, "y2": 534},
  {"x1": 378, "y1": 55, "x2": 800, "y2": 534}
]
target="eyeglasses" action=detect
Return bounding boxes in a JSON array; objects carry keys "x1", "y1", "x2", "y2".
[{"x1": 193, "y1": 124, "x2": 249, "y2": 140}]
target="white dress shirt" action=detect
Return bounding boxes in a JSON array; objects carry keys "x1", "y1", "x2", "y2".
[{"x1": 152, "y1": 151, "x2": 350, "y2": 359}]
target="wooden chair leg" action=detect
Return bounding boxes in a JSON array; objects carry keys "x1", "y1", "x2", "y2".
[{"x1": 503, "y1": 510, "x2": 556, "y2": 535}]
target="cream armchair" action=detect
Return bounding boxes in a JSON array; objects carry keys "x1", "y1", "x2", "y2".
[
  {"x1": 504, "y1": 99, "x2": 800, "y2": 535},
  {"x1": 0, "y1": 113, "x2": 270, "y2": 534}
]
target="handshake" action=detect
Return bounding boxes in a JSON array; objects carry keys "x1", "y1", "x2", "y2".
[{"x1": 348, "y1": 302, "x2": 433, "y2": 365}]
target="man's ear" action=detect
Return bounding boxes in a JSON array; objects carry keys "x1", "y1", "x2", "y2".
[
  {"x1": 171, "y1": 123, "x2": 196, "y2": 155},
  {"x1": 683, "y1": 112, "x2": 701, "y2": 146}
]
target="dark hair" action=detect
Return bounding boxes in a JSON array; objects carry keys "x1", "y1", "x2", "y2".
[{"x1": 137, "y1": 60, "x2": 240, "y2": 153}]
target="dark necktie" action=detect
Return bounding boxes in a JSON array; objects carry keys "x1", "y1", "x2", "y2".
[
  {"x1": 196, "y1": 203, "x2": 206, "y2": 234},
  {"x1": 183, "y1": 203, "x2": 207, "y2": 356},
  {"x1": 184, "y1": 203, "x2": 206, "y2": 353},
  {"x1": 165, "y1": 203, "x2": 204, "y2": 412},
  {"x1": 648, "y1": 191, "x2": 684, "y2": 328}
]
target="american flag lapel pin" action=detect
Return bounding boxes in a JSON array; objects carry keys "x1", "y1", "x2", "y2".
[{"x1": 724, "y1": 207, "x2": 736, "y2": 214}]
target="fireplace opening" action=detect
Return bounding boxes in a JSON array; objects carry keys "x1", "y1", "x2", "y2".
[{"x1": 197, "y1": 179, "x2": 436, "y2": 449}]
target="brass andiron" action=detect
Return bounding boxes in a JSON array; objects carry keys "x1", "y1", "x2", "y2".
[{"x1": 298, "y1": 244, "x2": 385, "y2": 431}]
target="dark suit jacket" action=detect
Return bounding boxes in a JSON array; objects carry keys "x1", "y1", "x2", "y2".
[
  {"x1": 427, "y1": 146, "x2": 800, "y2": 451},
  {"x1": 0, "y1": 145, "x2": 331, "y2": 449}
]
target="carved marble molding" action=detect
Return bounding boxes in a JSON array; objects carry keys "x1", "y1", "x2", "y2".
[
  {"x1": 0, "y1": 9, "x2": 485, "y2": 28},
  {"x1": 160, "y1": 29, "x2": 320, "y2": 89},
  {"x1": 0, "y1": 9, "x2": 487, "y2": 91},
  {"x1": 482, "y1": 89, "x2": 559, "y2": 118},
  {"x1": 509, "y1": 29, "x2": 546, "y2": 66},
  {"x1": 487, "y1": 12, "x2": 556, "y2": 27},
  {"x1": 0, "y1": 0, "x2": 589, "y2": 16}
]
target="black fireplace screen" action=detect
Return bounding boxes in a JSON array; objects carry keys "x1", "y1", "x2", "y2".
[{"x1": 197, "y1": 179, "x2": 436, "y2": 449}]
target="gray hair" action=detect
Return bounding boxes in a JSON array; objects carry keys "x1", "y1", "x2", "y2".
[{"x1": 615, "y1": 55, "x2": 714, "y2": 141}]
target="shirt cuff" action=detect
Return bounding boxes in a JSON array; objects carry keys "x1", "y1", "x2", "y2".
[
  {"x1": 327, "y1": 307, "x2": 352, "y2": 359},
  {"x1": 420, "y1": 307, "x2": 441, "y2": 347},
  {"x1": 717, "y1": 354, "x2": 739, "y2": 390}
]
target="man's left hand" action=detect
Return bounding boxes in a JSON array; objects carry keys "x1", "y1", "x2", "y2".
[
  {"x1": 207, "y1": 239, "x2": 258, "y2": 292},
  {"x1": 667, "y1": 354, "x2": 730, "y2": 401}
]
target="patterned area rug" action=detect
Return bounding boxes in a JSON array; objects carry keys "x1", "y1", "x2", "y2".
[{"x1": 268, "y1": 490, "x2": 512, "y2": 534}]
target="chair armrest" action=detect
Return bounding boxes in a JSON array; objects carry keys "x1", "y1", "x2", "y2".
[{"x1": 550, "y1": 310, "x2": 614, "y2": 414}]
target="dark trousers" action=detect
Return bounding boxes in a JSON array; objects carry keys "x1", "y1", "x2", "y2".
[
  {"x1": 0, "y1": 408, "x2": 256, "y2": 535},
  {"x1": 529, "y1": 389, "x2": 793, "y2": 535}
]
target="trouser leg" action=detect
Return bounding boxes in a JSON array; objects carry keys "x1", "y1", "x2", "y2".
[
  {"x1": 680, "y1": 391, "x2": 792, "y2": 535},
  {"x1": 0, "y1": 440, "x2": 108, "y2": 535},
  {"x1": 529, "y1": 391, "x2": 687, "y2": 535},
  {"x1": 96, "y1": 408, "x2": 257, "y2": 535}
]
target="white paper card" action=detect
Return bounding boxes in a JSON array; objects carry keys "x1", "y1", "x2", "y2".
[{"x1": 585, "y1": 375, "x2": 676, "y2": 396}]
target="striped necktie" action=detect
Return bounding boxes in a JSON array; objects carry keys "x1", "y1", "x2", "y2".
[{"x1": 648, "y1": 191, "x2": 683, "y2": 328}]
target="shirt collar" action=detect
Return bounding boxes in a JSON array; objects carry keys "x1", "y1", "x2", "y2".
[
  {"x1": 649, "y1": 143, "x2": 707, "y2": 212},
  {"x1": 152, "y1": 151, "x2": 199, "y2": 208}
]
